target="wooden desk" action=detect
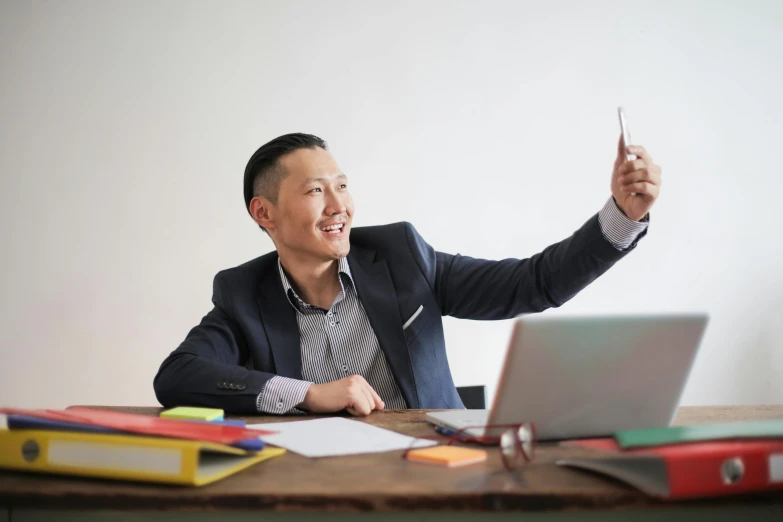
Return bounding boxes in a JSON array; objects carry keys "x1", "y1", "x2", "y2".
[{"x1": 1, "y1": 406, "x2": 782, "y2": 522}]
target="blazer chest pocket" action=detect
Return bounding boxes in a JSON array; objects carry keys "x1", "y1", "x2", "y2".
[{"x1": 402, "y1": 305, "x2": 430, "y2": 342}]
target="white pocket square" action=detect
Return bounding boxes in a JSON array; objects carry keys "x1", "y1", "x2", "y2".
[{"x1": 402, "y1": 305, "x2": 424, "y2": 330}]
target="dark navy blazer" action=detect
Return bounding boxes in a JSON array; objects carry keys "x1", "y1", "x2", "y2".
[{"x1": 153, "y1": 216, "x2": 643, "y2": 413}]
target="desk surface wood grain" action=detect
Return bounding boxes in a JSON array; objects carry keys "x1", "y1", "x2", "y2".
[{"x1": 1, "y1": 406, "x2": 782, "y2": 512}]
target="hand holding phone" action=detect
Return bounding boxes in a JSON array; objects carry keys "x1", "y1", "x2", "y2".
[{"x1": 610, "y1": 107, "x2": 662, "y2": 221}]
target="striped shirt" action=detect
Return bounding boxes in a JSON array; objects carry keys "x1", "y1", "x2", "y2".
[
  {"x1": 257, "y1": 196, "x2": 648, "y2": 413},
  {"x1": 257, "y1": 256, "x2": 407, "y2": 414}
]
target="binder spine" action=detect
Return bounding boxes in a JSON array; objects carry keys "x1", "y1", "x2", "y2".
[{"x1": 667, "y1": 445, "x2": 783, "y2": 498}]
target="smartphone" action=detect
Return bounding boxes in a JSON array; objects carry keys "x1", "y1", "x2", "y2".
[{"x1": 617, "y1": 107, "x2": 636, "y2": 162}]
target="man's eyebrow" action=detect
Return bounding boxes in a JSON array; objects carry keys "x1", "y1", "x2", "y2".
[{"x1": 302, "y1": 173, "x2": 348, "y2": 186}]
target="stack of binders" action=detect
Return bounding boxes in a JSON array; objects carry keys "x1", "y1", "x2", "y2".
[
  {"x1": 0, "y1": 407, "x2": 283, "y2": 486},
  {"x1": 557, "y1": 419, "x2": 783, "y2": 499}
]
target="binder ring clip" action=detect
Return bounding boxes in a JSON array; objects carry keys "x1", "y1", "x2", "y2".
[
  {"x1": 720, "y1": 457, "x2": 745, "y2": 485},
  {"x1": 22, "y1": 440, "x2": 40, "y2": 463}
]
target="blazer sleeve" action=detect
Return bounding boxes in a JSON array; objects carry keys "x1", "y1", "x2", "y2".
[
  {"x1": 152, "y1": 273, "x2": 278, "y2": 413},
  {"x1": 404, "y1": 214, "x2": 645, "y2": 320}
]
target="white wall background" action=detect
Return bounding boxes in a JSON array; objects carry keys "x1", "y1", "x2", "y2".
[{"x1": 1, "y1": 0, "x2": 781, "y2": 409}]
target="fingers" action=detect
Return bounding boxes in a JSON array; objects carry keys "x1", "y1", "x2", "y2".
[
  {"x1": 305, "y1": 376, "x2": 386, "y2": 416},
  {"x1": 352, "y1": 384, "x2": 373, "y2": 416},
  {"x1": 615, "y1": 145, "x2": 658, "y2": 176},
  {"x1": 366, "y1": 383, "x2": 385, "y2": 411},
  {"x1": 616, "y1": 151, "x2": 662, "y2": 186},
  {"x1": 359, "y1": 385, "x2": 376, "y2": 414},
  {"x1": 620, "y1": 169, "x2": 659, "y2": 186},
  {"x1": 356, "y1": 379, "x2": 384, "y2": 413},
  {"x1": 628, "y1": 145, "x2": 654, "y2": 165},
  {"x1": 617, "y1": 159, "x2": 646, "y2": 176},
  {"x1": 347, "y1": 391, "x2": 372, "y2": 416},
  {"x1": 619, "y1": 164, "x2": 662, "y2": 186},
  {"x1": 620, "y1": 181, "x2": 660, "y2": 198},
  {"x1": 344, "y1": 375, "x2": 383, "y2": 416},
  {"x1": 346, "y1": 406, "x2": 364, "y2": 416}
]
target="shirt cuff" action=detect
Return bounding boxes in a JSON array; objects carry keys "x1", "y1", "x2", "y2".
[
  {"x1": 256, "y1": 376, "x2": 313, "y2": 414},
  {"x1": 598, "y1": 196, "x2": 649, "y2": 250}
]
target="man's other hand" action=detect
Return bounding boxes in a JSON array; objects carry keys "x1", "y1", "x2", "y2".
[
  {"x1": 611, "y1": 135, "x2": 662, "y2": 221},
  {"x1": 298, "y1": 375, "x2": 385, "y2": 416}
]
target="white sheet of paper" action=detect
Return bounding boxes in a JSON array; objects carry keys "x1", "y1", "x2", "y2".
[{"x1": 248, "y1": 417, "x2": 437, "y2": 458}]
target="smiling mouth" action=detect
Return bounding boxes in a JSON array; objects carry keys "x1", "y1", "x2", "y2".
[{"x1": 319, "y1": 223, "x2": 346, "y2": 235}]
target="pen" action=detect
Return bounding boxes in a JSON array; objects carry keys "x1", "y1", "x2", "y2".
[{"x1": 435, "y1": 425, "x2": 457, "y2": 437}]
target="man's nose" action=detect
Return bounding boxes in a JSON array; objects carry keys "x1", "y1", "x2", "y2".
[{"x1": 325, "y1": 191, "x2": 347, "y2": 215}]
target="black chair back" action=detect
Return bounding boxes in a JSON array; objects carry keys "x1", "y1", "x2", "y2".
[{"x1": 456, "y1": 385, "x2": 486, "y2": 409}]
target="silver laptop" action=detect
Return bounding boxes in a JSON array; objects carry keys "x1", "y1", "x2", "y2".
[{"x1": 427, "y1": 313, "x2": 708, "y2": 441}]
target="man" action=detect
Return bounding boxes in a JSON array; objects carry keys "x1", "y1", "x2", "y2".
[{"x1": 153, "y1": 133, "x2": 661, "y2": 415}]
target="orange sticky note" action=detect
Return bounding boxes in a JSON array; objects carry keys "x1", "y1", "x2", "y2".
[{"x1": 406, "y1": 445, "x2": 487, "y2": 467}]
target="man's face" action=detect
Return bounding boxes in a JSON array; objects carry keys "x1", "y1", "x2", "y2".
[{"x1": 269, "y1": 147, "x2": 353, "y2": 262}]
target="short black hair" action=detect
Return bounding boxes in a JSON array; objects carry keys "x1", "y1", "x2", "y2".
[{"x1": 243, "y1": 133, "x2": 328, "y2": 228}]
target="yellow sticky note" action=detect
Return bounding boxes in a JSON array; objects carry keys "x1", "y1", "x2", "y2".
[{"x1": 160, "y1": 407, "x2": 224, "y2": 422}]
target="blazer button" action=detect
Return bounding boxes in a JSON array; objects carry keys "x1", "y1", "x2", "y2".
[
  {"x1": 217, "y1": 382, "x2": 225, "y2": 389},
  {"x1": 238, "y1": 384, "x2": 246, "y2": 390},
  {"x1": 229, "y1": 383, "x2": 237, "y2": 390}
]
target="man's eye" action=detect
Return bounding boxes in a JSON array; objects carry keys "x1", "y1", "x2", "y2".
[
  {"x1": 309, "y1": 188, "x2": 322, "y2": 193},
  {"x1": 339, "y1": 184, "x2": 347, "y2": 189}
]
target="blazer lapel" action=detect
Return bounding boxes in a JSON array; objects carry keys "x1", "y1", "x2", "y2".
[
  {"x1": 348, "y1": 246, "x2": 420, "y2": 408},
  {"x1": 257, "y1": 256, "x2": 302, "y2": 380}
]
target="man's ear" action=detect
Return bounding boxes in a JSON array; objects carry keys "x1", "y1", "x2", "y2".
[{"x1": 249, "y1": 196, "x2": 276, "y2": 231}]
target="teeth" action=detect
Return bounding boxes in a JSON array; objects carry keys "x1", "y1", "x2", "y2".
[{"x1": 320, "y1": 223, "x2": 344, "y2": 232}]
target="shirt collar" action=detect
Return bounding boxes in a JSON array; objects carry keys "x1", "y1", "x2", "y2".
[{"x1": 278, "y1": 257, "x2": 354, "y2": 312}]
